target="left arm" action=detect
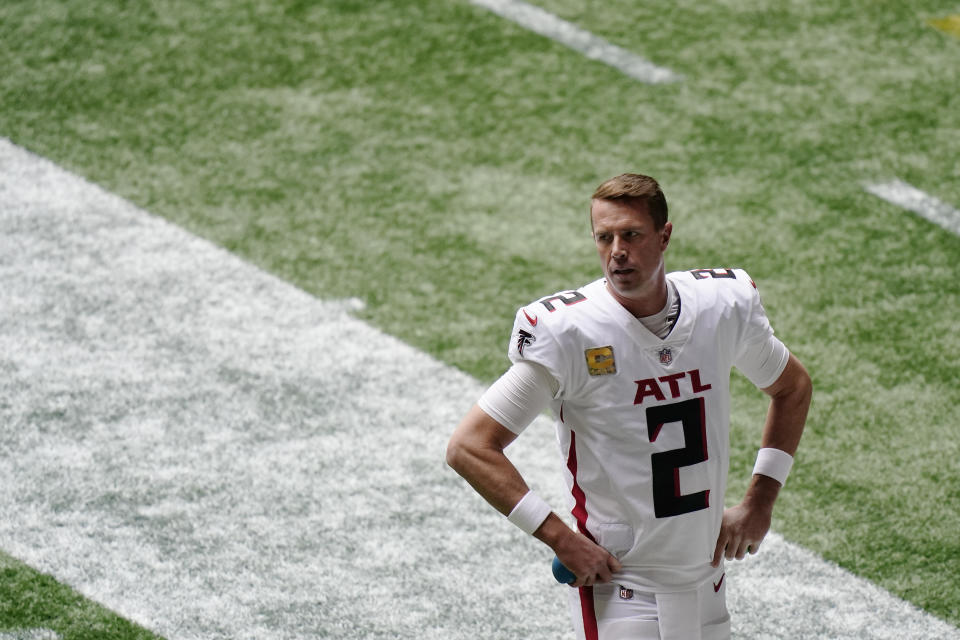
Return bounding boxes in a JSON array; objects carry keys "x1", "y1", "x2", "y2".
[{"x1": 712, "y1": 353, "x2": 812, "y2": 566}]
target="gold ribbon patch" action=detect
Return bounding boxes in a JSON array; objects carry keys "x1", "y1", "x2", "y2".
[{"x1": 585, "y1": 346, "x2": 616, "y2": 376}]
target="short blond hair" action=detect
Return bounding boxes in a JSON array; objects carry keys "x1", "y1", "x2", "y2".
[{"x1": 591, "y1": 174, "x2": 668, "y2": 229}]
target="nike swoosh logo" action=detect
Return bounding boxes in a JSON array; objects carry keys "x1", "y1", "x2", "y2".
[
  {"x1": 713, "y1": 573, "x2": 725, "y2": 592},
  {"x1": 522, "y1": 310, "x2": 538, "y2": 326}
]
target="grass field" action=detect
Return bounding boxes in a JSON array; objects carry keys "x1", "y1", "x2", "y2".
[{"x1": 1, "y1": 0, "x2": 959, "y2": 636}]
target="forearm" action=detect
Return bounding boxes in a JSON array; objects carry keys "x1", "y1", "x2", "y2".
[
  {"x1": 759, "y1": 354, "x2": 812, "y2": 455},
  {"x1": 448, "y1": 404, "x2": 617, "y2": 584},
  {"x1": 450, "y1": 435, "x2": 589, "y2": 563},
  {"x1": 748, "y1": 354, "x2": 812, "y2": 509},
  {"x1": 760, "y1": 391, "x2": 809, "y2": 455},
  {"x1": 448, "y1": 446, "x2": 529, "y2": 517},
  {"x1": 446, "y1": 404, "x2": 532, "y2": 516},
  {"x1": 715, "y1": 357, "x2": 811, "y2": 566}
]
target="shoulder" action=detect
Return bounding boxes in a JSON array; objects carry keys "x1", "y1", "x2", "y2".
[
  {"x1": 515, "y1": 278, "x2": 609, "y2": 330},
  {"x1": 508, "y1": 279, "x2": 608, "y2": 364},
  {"x1": 670, "y1": 268, "x2": 776, "y2": 343},
  {"x1": 670, "y1": 267, "x2": 759, "y2": 303},
  {"x1": 670, "y1": 268, "x2": 766, "y2": 330}
]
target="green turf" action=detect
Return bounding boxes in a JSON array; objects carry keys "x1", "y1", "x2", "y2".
[{"x1": 2, "y1": 0, "x2": 958, "y2": 632}]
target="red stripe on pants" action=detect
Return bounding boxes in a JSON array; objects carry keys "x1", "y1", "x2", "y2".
[{"x1": 579, "y1": 585, "x2": 599, "y2": 640}]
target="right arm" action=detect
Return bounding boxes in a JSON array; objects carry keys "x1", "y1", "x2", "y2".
[
  {"x1": 446, "y1": 374, "x2": 621, "y2": 586},
  {"x1": 445, "y1": 404, "x2": 528, "y2": 516}
]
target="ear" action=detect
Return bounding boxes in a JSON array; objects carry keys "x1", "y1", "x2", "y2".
[{"x1": 660, "y1": 222, "x2": 673, "y2": 250}]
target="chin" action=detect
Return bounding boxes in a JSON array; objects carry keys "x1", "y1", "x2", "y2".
[{"x1": 608, "y1": 280, "x2": 640, "y2": 299}]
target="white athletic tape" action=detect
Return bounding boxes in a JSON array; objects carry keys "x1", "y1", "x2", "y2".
[
  {"x1": 507, "y1": 490, "x2": 553, "y2": 535},
  {"x1": 752, "y1": 448, "x2": 793, "y2": 486}
]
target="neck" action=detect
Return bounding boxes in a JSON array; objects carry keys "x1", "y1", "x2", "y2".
[{"x1": 606, "y1": 275, "x2": 669, "y2": 318}]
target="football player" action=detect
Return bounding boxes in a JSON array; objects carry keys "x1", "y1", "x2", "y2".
[{"x1": 446, "y1": 174, "x2": 812, "y2": 640}]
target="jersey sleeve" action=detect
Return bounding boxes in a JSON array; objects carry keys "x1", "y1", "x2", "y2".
[
  {"x1": 732, "y1": 270, "x2": 790, "y2": 388},
  {"x1": 735, "y1": 333, "x2": 790, "y2": 388},
  {"x1": 477, "y1": 361, "x2": 558, "y2": 435},
  {"x1": 506, "y1": 304, "x2": 567, "y2": 397}
]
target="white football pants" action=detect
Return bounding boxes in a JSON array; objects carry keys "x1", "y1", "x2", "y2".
[{"x1": 567, "y1": 566, "x2": 731, "y2": 640}]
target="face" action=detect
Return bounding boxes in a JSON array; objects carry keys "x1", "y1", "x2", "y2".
[{"x1": 590, "y1": 198, "x2": 672, "y2": 311}]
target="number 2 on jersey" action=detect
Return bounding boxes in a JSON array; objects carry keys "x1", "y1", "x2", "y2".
[{"x1": 646, "y1": 398, "x2": 709, "y2": 518}]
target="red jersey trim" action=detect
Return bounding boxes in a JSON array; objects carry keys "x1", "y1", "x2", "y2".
[
  {"x1": 566, "y1": 431, "x2": 596, "y2": 542},
  {"x1": 566, "y1": 430, "x2": 599, "y2": 639}
]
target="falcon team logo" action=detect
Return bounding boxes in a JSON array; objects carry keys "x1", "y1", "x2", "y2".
[
  {"x1": 657, "y1": 347, "x2": 673, "y2": 365},
  {"x1": 516, "y1": 329, "x2": 536, "y2": 355}
]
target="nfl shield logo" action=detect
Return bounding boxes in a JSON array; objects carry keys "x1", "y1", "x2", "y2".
[
  {"x1": 619, "y1": 585, "x2": 634, "y2": 600},
  {"x1": 658, "y1": 347, "x2": 673, "y2": 365}
]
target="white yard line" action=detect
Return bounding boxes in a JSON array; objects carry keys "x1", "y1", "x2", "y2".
[
  {"x1": 468, "y1": 0, "x2": 681, "y2": 84},
  {"x1": 0, "y1": 138, "x2": 956, "y2": 639},
  {"x1": 865, "y1": 179, "x2": 960, "y2": 236}
]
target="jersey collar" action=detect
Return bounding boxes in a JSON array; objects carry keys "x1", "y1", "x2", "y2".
[{"x1": 593, "y1": 274, "x2": 697, "y2": 357}]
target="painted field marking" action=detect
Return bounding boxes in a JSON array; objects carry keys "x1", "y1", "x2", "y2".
[
  {"x1": 929, "y1": 14, "x2": 960, "y2": 37},
  {"x1": 468, "y1": 0, "x2": 681, "y2": 84},
  {"x1": 0, "y1": 632, "x2": 61, "y2": 640},
  {"x1": 865, "y1": 179, "x2": 960, "y2": 236},
  {"x1": 1, "y1": 137, "x2": 957, "y2": 639}
]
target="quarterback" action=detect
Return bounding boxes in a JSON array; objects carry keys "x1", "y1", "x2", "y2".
[{"x1": 446, "y1": 174, "x2": 812, "y2": 640}]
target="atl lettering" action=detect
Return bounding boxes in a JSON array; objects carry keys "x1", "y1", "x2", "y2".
[{"x1": 633, "y1": 369, "x2": 712, "y2": 405}]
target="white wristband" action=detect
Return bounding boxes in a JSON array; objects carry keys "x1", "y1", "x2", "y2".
[
  {"x1": 507, "y1": 490, "x2": 552, "y2": 535},
  {"x1": 753, "y1": 448, "x2": 794, "y2": 486}
]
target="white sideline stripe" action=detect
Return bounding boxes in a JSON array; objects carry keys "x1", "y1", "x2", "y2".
[
  {"x1": 468, "y1": 0, "x2": 681, "y2": 84},
  {"x1": 865, "y1": 179, "x2": 960, "y2": 236},
  {"x1": 0, "y1": 631, "x2": 61, "y2": 640},
  {"x1": 0, "y1": 137, "x2": 957, "y2": 639}
]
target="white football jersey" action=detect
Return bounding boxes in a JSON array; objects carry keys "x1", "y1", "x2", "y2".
[{"x1": 507, "y1": 268, "x2": 787, "y2": 593}]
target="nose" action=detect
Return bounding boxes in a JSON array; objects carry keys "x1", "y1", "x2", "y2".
[{"x1": 610, "y1": 237, "x2": 627, "y2": 260}]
